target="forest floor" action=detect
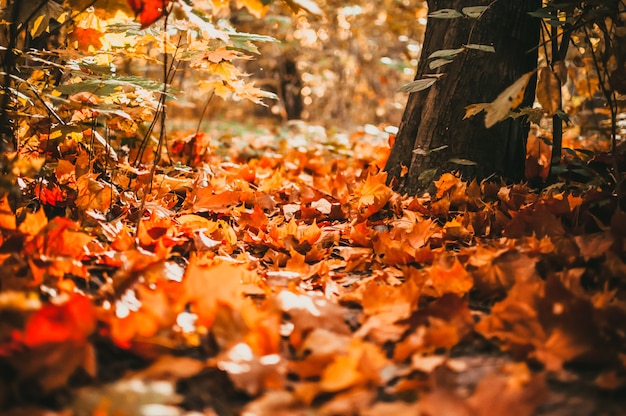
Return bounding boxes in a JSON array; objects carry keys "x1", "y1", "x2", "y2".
[{"x1": 0, "y1": 121, "x2": 625, "y2": 415}]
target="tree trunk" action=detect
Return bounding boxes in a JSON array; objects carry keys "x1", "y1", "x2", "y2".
[{"x1": 385, "y1": 0, "x2": 541, "y2": 195}]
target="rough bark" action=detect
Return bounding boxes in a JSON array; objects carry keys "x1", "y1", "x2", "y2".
[{"x1": 385, "y1": 0, "x2": 541, "y2": 195}]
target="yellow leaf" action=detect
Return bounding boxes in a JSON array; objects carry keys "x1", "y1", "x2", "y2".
[
  {"x1": 320, "y1": 354, "x2": 360, "y2": 392},
  {"x1": 464, "y1": 103, "x2": 489, "y2": 119},
  {"x1": 30, "y1": 15, "x2": 46, "y2": 38},
  {"x1": 466, "y1": 71, "x2": 536, "y2": 128},
  {"x1": 235, "y1": 0, "x2": 269, "y2": 18},
  {"x1": 483, "y1": 71, "x2": 534, "y2": 128}
]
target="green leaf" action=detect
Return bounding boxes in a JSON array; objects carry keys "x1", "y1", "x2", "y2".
[
  {"x1": 563, "y1": 147, "x2": 578, "y2": 156},
  {"x1": 429, "y1": 59, "x2": 455, "y2": 69},
  {"x1": 555, "y1": 109, "x2": 570, "y2": 123},
  {"x1": 464, "y1": 44, "x2": 495, "y2": 53},
  {"x1": 397, "y1": 78, "x2": 438, "y2": 93},
  {"x1": 462, "y1": 6, "x2": 488, "y2": 18},
  {"x1": 226, "y1": 31, "x2": 276, "y2": 44},
  {"x1": 571, "y1": 167, "x2": 595, "y2": 178},
  {"x1": 428, "y1": 9, "x2": 464, "y2": 19},
  {"x1": 528, "y1": 8, "x2": 554, "y2": 19},
  {"x1": 550, "y1": 165, "x2": 567, "y2": 175},
  {"x1": 418, "y1": 168, "x2": 438, "y2": 183},
  {"x1": 428, "y1": 48, "x2": 465, "y2": 60},
  {"x1": 449, "y1": 158, "x2": 477, "y2": 166},
  {"x1": 56, "y1": 76, "x2": 165, "y2": 97},
  {"x1": 413, "y1": 144, "x2": 448, "y2": 155}
]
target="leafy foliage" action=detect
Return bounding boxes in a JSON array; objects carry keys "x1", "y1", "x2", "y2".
[{"x1": 0, "y1": 0, "x2": 625, "y2": 415}]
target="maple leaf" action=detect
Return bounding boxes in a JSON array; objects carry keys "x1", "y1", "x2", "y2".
[
  {"x1": 468, "y1": 247, "x2": 538, "y2": 298},
  {"x1": 75, "y1": 174, "x2": 118, "y2": 213},
  {"x1": 475, "y1": 279, "x2": 546, "y2": 354},
  {"x1": 127, "y1": 0, "x2": 170, "y2": 28},
  {"x1": 181, "y1": 256, "x2": 252, "y2": 328},
  {"x1": 109, "y1": 284, "x2": 174, "y2": 348},
  {"x1": 467, "y1": 365, "x2": 548, "y2": 416},
  {"x1": 319, "y1": 340, "x2": 387, "y2": 392},
  {"x1": 359, "y1": 278, "x2": 419, "y2": 321},
  {"x1": 22, "y1": 295, "x2": 96, "y2": 347},
  {"x1": 24, "y1": 217, "x2": 93, "y2": 259},
  {"x1": 355, "y1": 172, "x2": 393, "y2": 219},
  {"x1": 372, "y1": 231, "x2": 415, "y2": 265},
  {"x1": 72, "y1": 27, "x2": 103, "y2": 51},
  {"x1": 424, "y1": 256, "x2": 474, "y2": 297},
  {"x1": 204, "y1": 47, "x2": 240, "y2": 63}
]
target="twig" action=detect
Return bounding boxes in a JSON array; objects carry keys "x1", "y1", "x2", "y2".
[{"x1": 135, "y1": 1, "x2": 172, "y2": 236}]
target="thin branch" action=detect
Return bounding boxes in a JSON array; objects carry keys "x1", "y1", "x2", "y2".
[{"x1": 195, "y1": 89, "x2": 215, "y2": 135}]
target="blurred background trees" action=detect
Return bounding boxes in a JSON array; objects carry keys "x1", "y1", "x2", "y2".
[
  {"x1": 176, "y1": 0, "x2": 427, "y2": 128},
  {"x1": 1, "y1": 0, "x2": 625, "y2": 200}
]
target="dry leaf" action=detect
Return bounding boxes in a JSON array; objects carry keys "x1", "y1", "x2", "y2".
[{"x1": 536, "y1": 66, "x2": 561, "y2": 115}]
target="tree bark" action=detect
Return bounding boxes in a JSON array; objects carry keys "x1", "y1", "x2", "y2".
[{"x1": 385, "y1": 0, "x2": 541, "y2": 195}]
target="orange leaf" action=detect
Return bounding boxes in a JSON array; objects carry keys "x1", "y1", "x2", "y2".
[
  {"x1": 0, "y1": 194, "x2": 16, "y2": 230},
  {"x1": 205, "y1": 47, "x2": 240, "y2": 64},
  {"x1": 72, "y1": 27, "x2": 103, "y2": 51},
  {"x1": 24, "y1": 217, "x2": 93, "y2": 258},
  {"x1": 182, "y1": 257, "x2": 253, "y2": 327},
  {"x1": 23, "y1": 295, "x2": 95, "y2": 347},
  {"x1": 356, "y1": 172, "x2": 393, "y2": 218},
  {"x1": 427, "y1": 257, "x2": 473, "y2": 296},
  {"x1": 320, "y1": 354, "x2": 361, "y2": 392},
  {"x1": 235, "y1": 0, "x2": 269, "y2": 18},
  {"x1": 18, "y1": 207, "x2": 48, "y2": 236}
]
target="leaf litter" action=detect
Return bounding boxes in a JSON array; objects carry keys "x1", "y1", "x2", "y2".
[{"x1": 0, "y1": 122, "x2": 625, "y2": 415}]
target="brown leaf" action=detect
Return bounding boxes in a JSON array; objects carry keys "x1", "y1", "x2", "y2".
[
  {"x1": 467, "y1": 365, "x2": 547, "y2": 416},
  {"x1": 537, "y1": 67, "x2": 561, "y2": 115}
]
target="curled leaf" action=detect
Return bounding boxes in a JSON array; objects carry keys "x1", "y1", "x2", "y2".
[
  {"x1": 397, "y1": 77, "x2": 438, "y2": 93},
  {"x1": 536, "y1": 66, "x2": 561, "y2": 115},
  {"x1": 464, "y1": 44, "x2": 495, "y2": 53},
  {"x1": 428, "y1": 9, "x2": 464, "y2": 19},
  {"x1": 429, "y1": 58, "x2": 455, "y2": 69},
  {"x1": 462, "y1": 6, "x2": 488, "y2": 18},
  {"x1": 465, "y1": 71, "x2": 535, "y2": 128},
  {"x1": 428, "y1": 48, "x2": 465, "y2": 60},
  {"x1": 449, "y1": 158, "x2": 477, "y2": 166}
]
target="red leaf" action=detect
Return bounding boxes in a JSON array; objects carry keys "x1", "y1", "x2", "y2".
[
  {"x1": 23, "y1": 295, "x2": 96, "y2": 347},
  {"x1": 127, "y1": 0, "x2": 170, "y2": 28},
  {"x1": 72, "y1": 27, "x2": 103, "y2": 51}
]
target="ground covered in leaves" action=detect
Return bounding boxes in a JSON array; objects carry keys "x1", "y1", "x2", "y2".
[{"x1": 1, "y1": 122, "x2": 625, "y2": 415}]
